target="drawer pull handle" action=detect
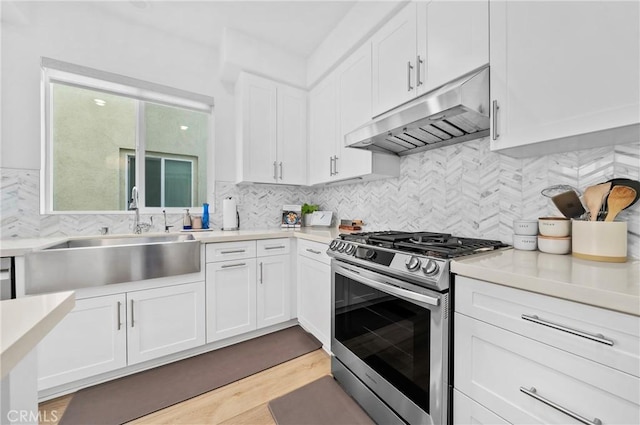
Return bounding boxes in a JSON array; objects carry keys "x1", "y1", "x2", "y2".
[
  {"x1": 221, "y1": 262, "x2": 247, "y2": 269},
  {"x1": 521, "y1": 314, "x2": 614, "y2": 346},
  {"x1": 306, "y1": 248, "x2": 321, "y2": 255},
  {"x1": 220, "y1": 249, "x2": 246, "y2": 254},
  {"x1": 265, "y1": 245, "x2": 285, "y2": 250},
  {"x1": 520, "y1": 387, "x2": 602, "y2": 425}
]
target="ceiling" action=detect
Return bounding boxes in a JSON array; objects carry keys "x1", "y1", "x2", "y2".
[{"x1": 86, "y1": 1, "x2": 359, "y2": 58}]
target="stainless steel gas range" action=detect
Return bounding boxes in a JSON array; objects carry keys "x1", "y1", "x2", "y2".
[{"x1": 327, "y1": 231, "x2": 507, "y2": 425}]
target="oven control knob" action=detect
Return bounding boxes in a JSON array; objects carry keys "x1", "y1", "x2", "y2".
[
  {"x1": 344, "y1": 244, "x2": 356, "y2": 255},
  {"x1": 405, "y1": 256, "x2": 421, "y2": 272},
  {"x1": 422, "y1": 259, "x2": 439, "y2": 276},
  {"x1": 364, "y1": 249, "x2": 376, "y2": 260},
  {"x1": 329, "y1": 240, "x2": 340, "y2": 251},
  {"x1": 337, "y1": 242, "x2": 347, "y2": 253}
]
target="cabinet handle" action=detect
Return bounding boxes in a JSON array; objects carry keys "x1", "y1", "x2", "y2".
[
  {"x1": 221, "y1": 262, "x2": 247, "y2": 269},
  {"x1": 265, "y1": 245, "x2": 285, "y2": 250},
  {"x1": 416, "y1": 55, "x2": 424, "y2": 87},
  {"x1": 329, "y1": 156, "x2": 334, "y2": 176},
  {"x1": 130, "y1": 299, "x2": 134, "y2": 328},
  {"x1": 259, "y1": 262, "x2": 263, "y2": 284},
  {"x1": 407, "y1": 61, "x2": 414, "y2": 91},
  {"x1": 273, "y1": 161, "x2": 277, "y2": 180},
  {"x1": 306, "y1": 248, "x2": 321, "y2": 255},
  {"x1": 492, "y1": 100, "x2": 500, "y2": 140},
  {"x1": 521, "y1": 314, "x2": 614, "y2": 346},
  {"x1": 520, "y1": 387, "x2": 602, "y2": 425},
  {"x1": 279, "y1": 162, "x2": 283, "y2": 180},
  {"x1": 220, "y1": 249, "x2": 246, "y2": 254},
  {"x1": 117, "y1": 301, "x2": 122, "y2": 330},
  {"x1": 333, "y1": 156, "x2": 339, "y2": 175}
]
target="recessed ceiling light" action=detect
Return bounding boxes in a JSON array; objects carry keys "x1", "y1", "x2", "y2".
[
  {"x1": 180, "y1": 125, "x2": 189, "y2": 130},
  {"x1": 94, "y1": 99, "x2": 106, "y2": 106},
  {"x1": 130, "y1": 1, "x2": 149, "y2": 9}
]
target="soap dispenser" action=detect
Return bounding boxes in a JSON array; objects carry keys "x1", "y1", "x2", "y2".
[{"x1": 183, "y1": 209, "x2": 192, "y2": 230}]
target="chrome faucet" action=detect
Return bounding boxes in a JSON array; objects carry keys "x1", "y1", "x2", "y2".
[
  {"x1": 163, "y1": 209, "x2": 173, "y2": 233},
  {"x1": 129, "y1": 186, "x2": 141, "y2": 234}
]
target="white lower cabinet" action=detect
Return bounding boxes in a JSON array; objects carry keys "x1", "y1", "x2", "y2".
[
  {"x1": 454, "y1": 389, "x2": 509, "y2": 425},
  {"x1": 37, "y1": 294, "x2": 127, "y2": 390},
  {"x1": 296, "y1": 239, "x2": 331, "y2": 350},
  {"x1": 257, "y1": 254, "x2": 291, "y2": 329},
  {"x1": 454, "y1": 276, "x2": 640, "y2": 425},
  {"x1": 37, "y1": 281, "x2": 205, "y2": 391},
  {"x1": 127, "y1": 283, "x2": 205, "y2": 365},
  {"x1": 205, "y1": 239, "x2": 292, "y2": 343},
  {"x1": 206, "y1": 259, "x2": 257, "y2": 341}
]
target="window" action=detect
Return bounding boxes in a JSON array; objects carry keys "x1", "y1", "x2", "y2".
[{"x1": 41, "y1": 58, "x2": 214, "y2": 213}]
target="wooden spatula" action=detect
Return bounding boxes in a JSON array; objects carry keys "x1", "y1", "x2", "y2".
[
  {"x1": 605, "y1": 186, "x2": 637, "y2": 222},
  {"x1": 583, "y1": 182, "x2": 612, "y2": 221}
]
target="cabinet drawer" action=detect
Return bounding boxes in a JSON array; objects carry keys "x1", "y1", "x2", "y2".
[
  {"x1": 455, "y1": 313, "x2": 640, "y2": 425},
  {"x1": 454, "y1": 389, "x2": 509, "y2": 425},
  {"x1": 257, "y1": 238, "x2": 290, "y2": 256},
  {"x1": 297, "y1": 239, "x2": 330, "y2": 265},
  {"x1": 206, "y1": 241, "x2": 256, "y2": 262},
  {"x1": 455, "y1": 276, "x2": 640, "y2": 377}
]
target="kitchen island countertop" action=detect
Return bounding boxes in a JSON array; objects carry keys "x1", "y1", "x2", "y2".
[{"x1": 452, "y1": 249, "x2": 640, "y2": 316}]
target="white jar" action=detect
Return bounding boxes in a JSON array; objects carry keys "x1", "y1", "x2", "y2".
[
  {"x1": 513, "y1": 234, "x2": 538, "y2": 250},
  {"x1": 513, "y1": 220, "x2": 538, "y2": 236}
]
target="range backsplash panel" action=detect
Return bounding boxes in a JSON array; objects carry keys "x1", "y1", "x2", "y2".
[{"x1": 1, "y1": 138, "x2": 638, "y2": 258}]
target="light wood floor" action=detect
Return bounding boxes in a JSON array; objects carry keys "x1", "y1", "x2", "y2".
[{"x1": 39, "y1": 349, "x2": 330, "y2": 425}]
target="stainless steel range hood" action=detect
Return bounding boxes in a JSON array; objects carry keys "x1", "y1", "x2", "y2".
[{"x1": 345, "y1": 66, "x2": 490, "y2": 156}]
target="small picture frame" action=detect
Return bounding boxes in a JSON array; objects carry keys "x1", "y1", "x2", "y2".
[{"x1": 281, "y1": 204, "x2": 301, "y2": 228}]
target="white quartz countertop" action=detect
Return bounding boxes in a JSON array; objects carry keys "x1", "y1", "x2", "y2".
[
  {"x1": 0, "y1": 227, "x2": 338, "y2": 257},
  {"x1": 451, "y1": 249, "x2": 640, "y2": 316},
  {"x1": 0, "y1": 291, "x2": 75, "y2": 378}
]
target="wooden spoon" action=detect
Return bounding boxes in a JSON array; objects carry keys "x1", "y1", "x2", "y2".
[
  {"x1": 605, "y1": 186, "x2": 637, "y2": 222},
  {"x1": 583, "y1": 182, "x2": 612, "y2": 221}
]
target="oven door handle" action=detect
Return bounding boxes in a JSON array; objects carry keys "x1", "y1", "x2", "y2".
[{"x1": 339, "y1": 267, "x2": 440, "y2": 308}]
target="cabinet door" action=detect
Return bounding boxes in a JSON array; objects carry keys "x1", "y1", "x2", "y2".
[
  {"x1": 37, "y1": 294, "x2": 127, "y2": 390},
  {"x1": 422, "y1": 0, "x2": 488, "y2": 93},
  {"x1": 308, "y1": 75, "x2": 338, "y2": 185},
  {"x1": 296, "y1": 255, "x2": 331, "y2": 349},
  {"x1": 236, "y1": 73, "x2": 277, "y2": 183},
  {"x1": 337, "y1": 42, "x2": 374, "y2": 180},
  {"x1": 257, "y1": 254, "x2": 291, "y2": 329},
  {"x1": 455, "y1": 313, "x2": 640, "y2": 425},
  {"x1": 277, "y1": 85, "x2": 307, "y2": 185},
  {"x1": 206, "y1": 259, "x2": 257, "y2": 342},
  {"x1": 127, "y1": 282, "x2": 205, "y2": 365},
  {"x1": 371, "y1": 2, "x2": 418, "y2": 116},
  {"x1": 489, "y1": 1, "x2": 640, "y2": 153}
]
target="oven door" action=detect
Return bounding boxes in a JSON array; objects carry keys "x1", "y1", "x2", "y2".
[{"x1": 331, "y1": 260, "x2": 448, "y2": 425}]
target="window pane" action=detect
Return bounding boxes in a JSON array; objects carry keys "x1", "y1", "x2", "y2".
[
  {"x1": 51, "y1": 83, "x2": 136, "y2": 211},
  {"x1": 145, "y1": 157, "x2": 162, "y2": 207},
  {"x1": 145, "y1": 102, "x2": 208, "y2": 207},
  {"x1": 165, "y1": 160, "x2": 192, "y2": 207}
]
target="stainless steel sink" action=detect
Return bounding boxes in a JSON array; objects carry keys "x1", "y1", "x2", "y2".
[{"x1": 25, "y1": 234, "x2": 201, "y2": 295}]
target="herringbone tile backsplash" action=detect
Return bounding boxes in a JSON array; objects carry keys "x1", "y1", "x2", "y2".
[{"x1": 2, "y1": 138, "x2": 639, "y2": 258}]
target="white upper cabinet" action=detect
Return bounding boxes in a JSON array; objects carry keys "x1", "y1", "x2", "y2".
[
  {"x1": 372, "y1": 1, "x2": 489, "y2": 117},
  {"x1": 489, "y1": 1, "x2": 640, "y2": 156},
  {"x1": 422, "y1": 0, "x2": 488, "y2": 92},
  {"x1": 236, "y1": 72, "x2": 307, "y2": 184},
  {"x1": 309, "y1": 44, "x2": 400, "y2": 185},
  {"x1": 371, "y1": 2, "x2": 419, "y2": 116},
  {"x1": 308, "y1": 74, "x2": 339, "y2": 185}
]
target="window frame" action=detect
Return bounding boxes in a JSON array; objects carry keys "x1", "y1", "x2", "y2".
[
  {"x1": 40, "y1": 57, "x2": 215, "y2": 215},
  {"x1": 125, "y1": 153, "x2": 195, "y2": 209}
]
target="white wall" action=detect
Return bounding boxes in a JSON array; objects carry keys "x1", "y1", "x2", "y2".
[{"x1": 0, "y1": 1, "x2": 236, "y2": 181}]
